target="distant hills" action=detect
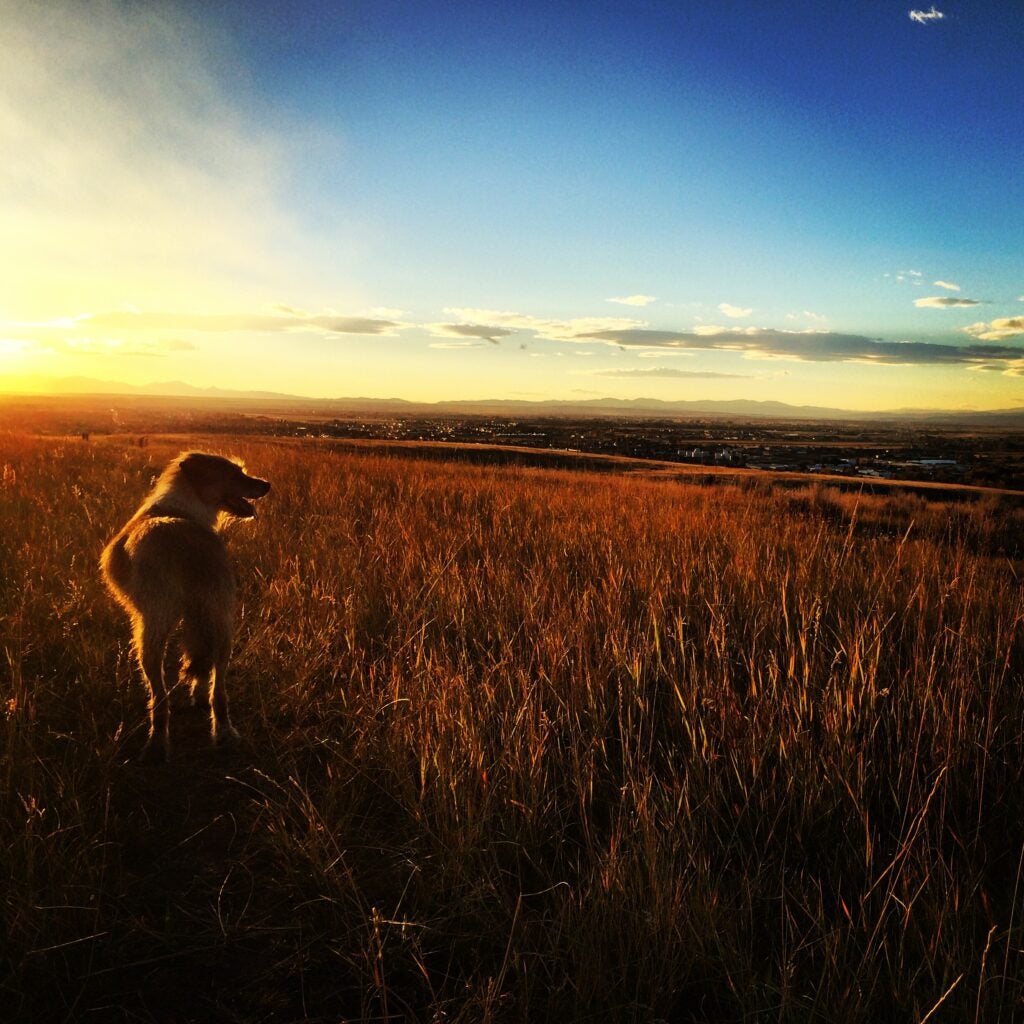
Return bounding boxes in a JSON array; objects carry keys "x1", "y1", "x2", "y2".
[{"x1": 6, "y1": 375, "x2": 1024, "y2": 425}]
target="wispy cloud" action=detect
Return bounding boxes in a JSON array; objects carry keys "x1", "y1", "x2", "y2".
[
  {"x1": 3, "y1": 2, "x2": 308, "y2": 320},
  {"x1": 914, "y1": 296, "x2": 981, "y2": 308},
  {"x1": 718, "y1": 303, "x2": 753, "y2": 318},
  {"x1": 933, "y1": 280, "x2": 961, "y2": 291},
  {"x1": 969, "y1": 360, "x2": 1024, "y2": 377},
  {"x1": 586, "y1": 367, "x2": 751, "y2": 379},
  {"x1": 28, "y1": 310, "x2": 405, "y2": 336},
  {"x1": 607, "y1": 295, "x2": 657, "y2": 307},
  {"x1": 427, "y1": 323, "x2": 513, "y2": 344},
  {"x1": 963, "y1": 317, "x2": 1024, "y2": 341},
  {"x1": 428, "y1": 340, "x2": 491, "y2": 350},
  {"x1": 786, "y1": 310, "x2": 828, "y2": 324},
  {"x1": 442, "y1": 308, "x2": 644, "y2": 341},
  {"x1": 891, "y1": 270, "x2": 925, "y2": 285},
  {"x1": 909, "y1": 6, "x2": 945, "y2": 24}
]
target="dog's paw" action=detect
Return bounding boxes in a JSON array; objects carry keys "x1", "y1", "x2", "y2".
[
  {"x1": 190, "y1": 686, "x2": 211, "y2": 711},
  {"x1": 213, "y1": 724, "x2": 242, "y2": 748}
]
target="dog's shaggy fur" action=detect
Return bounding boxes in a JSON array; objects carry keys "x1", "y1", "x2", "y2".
[{"x1": 100, "y1": 452, "x2": 270, "y2": 762}]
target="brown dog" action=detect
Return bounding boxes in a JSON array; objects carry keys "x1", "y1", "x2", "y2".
[{"x1": 101, "y1": 452, "x2": 270, "y2": 762}]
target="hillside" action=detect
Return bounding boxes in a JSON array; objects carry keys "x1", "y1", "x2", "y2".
[{"x1": 2, "y1": 433, "x2": 1023, "y2": 1022}]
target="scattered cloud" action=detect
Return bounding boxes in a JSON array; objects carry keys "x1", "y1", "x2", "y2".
[
  {"x1": 571, "y1": 326, "x2": 1024, "y2": 369},
  {"x1": 428, "y1": 340, "x2": 490, "y2": 350},
  {"x1": 439, "y1": 304, "x2": 1024, "y2": 374},
  {"x1": 966, "y1": 358, "x2": 1024, "y2": 378},
  {"x1": 914, "y1": 296, "x2": 981, "y2": 308},
  {"x1": 607, "y1": 294, "x2": 657, "y2": 307},
  {"x1": 786, "y1": 310, "x2": 828, "y2": 324},
  {"x1": 893, "y1": 270, "x2": 926, "y2": 285},
  {"x1": 909, "y1": 6, "x2": 945, "y2": 24},
  {"x1": 970, "y1": 361, "x2": 1024, "y2": 377},
  {"x1": 427, "y1": 323, "x2": 512, "y2": 344},
  {"x1": 586, "y1": 367, "x2": 751, "y2": 379},
  {"x1": 963, "y1": 317, "x2": 1024, "y2": 341},
  {"x1": 442, "y1": 308, "x2": 644, "y2": 341},
  {"x1": 718, "y1": 303, "x2": 753, "y2": 318},
  {"x1": 933, "y1": 280, "x2": 961, "y2": 291},
  {"x1": 692, "y1": 324, "x2": 764, "y2": 337}
]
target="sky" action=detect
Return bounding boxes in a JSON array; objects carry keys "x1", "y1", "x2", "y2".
[{"x1": 1, "y1": 0, "x2": 1022, "y2": 410}]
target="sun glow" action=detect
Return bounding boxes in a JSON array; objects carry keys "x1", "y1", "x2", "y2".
[{"x1": 0, "y1": 340, "x2": 43, "y2": 382}]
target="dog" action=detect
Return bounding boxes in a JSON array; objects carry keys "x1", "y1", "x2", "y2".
[{"x1": 100, "y1": 451, "x2": 270, "y2": 762}]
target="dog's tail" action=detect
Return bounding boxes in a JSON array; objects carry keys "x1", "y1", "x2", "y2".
[{"x1": 100, "y1": 533, "x2": 132, "y2": 596}]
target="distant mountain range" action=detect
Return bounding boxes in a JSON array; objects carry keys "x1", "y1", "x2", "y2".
[{"x1": 7, "y1": 375, "x2": 1024, "y2": 425}]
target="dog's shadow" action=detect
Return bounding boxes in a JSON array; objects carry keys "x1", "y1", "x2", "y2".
[
  {"x1": 107, "y1": 677, "x2": 258, "y2": 870},
  {"x1": 86, "y1": 709, "x2": 276, "y2": 1018}
]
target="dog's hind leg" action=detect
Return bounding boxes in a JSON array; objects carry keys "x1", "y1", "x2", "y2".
[
  {"x1": 183, "y1": 606, "x2": 238, "y2": 745},
  {"x1": 210, "y1": 650, "x2": 240, "y2": 746},
  {"x1": 180, "y1": 657, "x2": 213, "y2": 710},
  {"x1": 179, "y1": 619, "x2": 214, "y2": 711},
  {"x1": 134, "y1": 618, "x2": 172, "y2": 763}
]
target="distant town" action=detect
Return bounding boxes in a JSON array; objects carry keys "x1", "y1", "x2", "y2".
[
  {"x1": 269, "y1": 415, "x2": 1024, "y2": 491},
  {"x1": 2, "y1": 393, "x2": 1022, "y2": 492}
]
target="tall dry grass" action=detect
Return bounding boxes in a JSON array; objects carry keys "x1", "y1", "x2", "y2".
[{"x1": 2, "y1": 433, "x2": 1023, "y2": 1022}]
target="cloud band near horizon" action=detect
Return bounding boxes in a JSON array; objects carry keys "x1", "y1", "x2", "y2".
[
  {"x1": 17, "y1": 306, "x2": 1024, "y2": 373},
  {"x1": 587, "y1": 367, "x2": 751, "y2": 379},
  {"x1": 580, "y1": 327, "x2": 1023, "y2": 367},
  {"x1": 32, "y1": 311, "x2": 406, "y2": 336},
  {"x1": 443, "y1": 309, "x2": 1023, "y2": 368}
]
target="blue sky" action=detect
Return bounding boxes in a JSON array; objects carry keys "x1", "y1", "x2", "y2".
[{"x1": 2, "y1": 0, "x2": 1022, "y2": 408}]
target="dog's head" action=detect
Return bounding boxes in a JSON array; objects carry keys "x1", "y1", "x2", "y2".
[{"x1": 177, "y1": 452, "x2": 271, "y2": 519}]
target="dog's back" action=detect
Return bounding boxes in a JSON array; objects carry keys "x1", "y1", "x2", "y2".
[{"x1": 101, "y1": 513, "x2": 237, "y2": 633}]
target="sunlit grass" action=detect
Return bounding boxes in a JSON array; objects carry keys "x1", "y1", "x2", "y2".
[{"x1": 2, "y1": 433, "x2": 1023, "y2": 1022}]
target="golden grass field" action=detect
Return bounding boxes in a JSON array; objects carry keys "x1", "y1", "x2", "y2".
[{"x1": 3, "y1": 431, "x2": 1024, "y2": 1022}]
